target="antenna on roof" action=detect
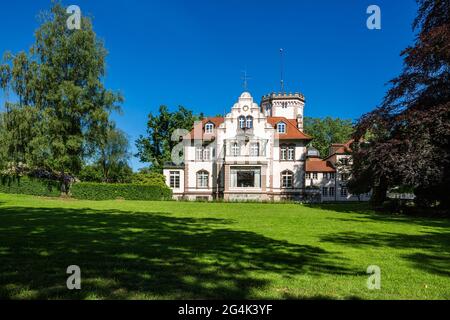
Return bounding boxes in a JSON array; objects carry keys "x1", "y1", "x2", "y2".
[{"x1": 280, "y1": 48, "x2": 285, "y2": 93}]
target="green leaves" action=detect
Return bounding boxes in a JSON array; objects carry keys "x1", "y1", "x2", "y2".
[
  {"x1": 303, "y1": 117, "x2": 354, "y2": 158},
  {"x1": 136, "y1": 105, "x2": 201, "y2": 172},
  {"x1": 0, "y1": 2, "x2": 123, "y2": 183}
]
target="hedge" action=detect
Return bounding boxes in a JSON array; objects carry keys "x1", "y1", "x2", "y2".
[
  {"x1": 70, "y1": 182, "x2": 172, "y2": 201},
  {"x1": 0, "y1": 176, "x2": 61, "y2": 197}
]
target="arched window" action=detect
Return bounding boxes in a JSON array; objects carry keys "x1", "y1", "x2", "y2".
[
  {"x1": 280, "y1": 144, "x2": 288, "y2": 160},
  {"x1": 197, "y1": 170, "x2": 209, "y2": 188},
  {"x1": 246, "y1": 116, "x2": 253, "y2": 129},
  {"x1": 205, "y1": 123, "x2": 214, "y2": 134},
  {"x1": 238, "y1": 116, "x2": 246, "y2": 129},
  {"x1": 277, "y1": 122, "x2": 286, "y2": 134},
  {"x1": 281, "y1": 170, "x2": 294, "y2": 189}
]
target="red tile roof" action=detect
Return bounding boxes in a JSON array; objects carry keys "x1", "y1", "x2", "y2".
[
  {"x1": 267, "y1": 117, "x2": 312, "y2": 140},
  {"x1": 305, "y1": 158, "x2": 336, "y2": 172},
  {"x1": 185, "y1": 117, "x2": 224, "y2": 141},
  {"x1": 185, "y1": 116, "x2": 311, "y2": 141},
  {"x1": 328, "y1": 140, "x2": 354, "y2": 156}
]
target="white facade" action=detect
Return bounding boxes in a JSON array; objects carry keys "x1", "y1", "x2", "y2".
[{"x1": 163, "y1": 91, "x2": 369, "y2": 203}]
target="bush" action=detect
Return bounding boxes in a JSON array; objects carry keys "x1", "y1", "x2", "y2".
[
  {"x1": 0, "y1": 176, "x2": 61, "y2": 197},
  {"x1": 131, "y1": 172, "x2": 166, "y2": 186},
  {"x1": 71, "y1": 182, "x2": 172, "y2": 201}
]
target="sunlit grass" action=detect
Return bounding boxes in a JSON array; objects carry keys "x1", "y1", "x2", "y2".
[{"x1": 0, "y1": 193, "x2": 449, "y2": 300}]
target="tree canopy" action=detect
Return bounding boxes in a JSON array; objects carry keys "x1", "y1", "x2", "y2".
[
  {"x1": 351, "y1": 0, "x2": 450, "y2": 210},
  {"x1": 135, "y1": 105, "x2": 202, "y2": 172},
  {"x1": 0, "y1": 2, "x2": 123, "y2": 190},
  {"x1": 303, "y1": 117, "x2": 354, "y2": 157}
]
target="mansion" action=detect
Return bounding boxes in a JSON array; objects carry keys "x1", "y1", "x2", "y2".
[{"x1": 163, "y1": 91, "x2": 370, "y2": 202}]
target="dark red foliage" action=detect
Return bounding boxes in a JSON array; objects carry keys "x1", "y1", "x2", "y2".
[{"x1": 351, "y1": 0, "x2": 450, "y2": 211}]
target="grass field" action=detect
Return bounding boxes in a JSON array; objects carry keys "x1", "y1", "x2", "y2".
[{"x1": 0, "y1": 193, "x2": 449, "y2": 300}]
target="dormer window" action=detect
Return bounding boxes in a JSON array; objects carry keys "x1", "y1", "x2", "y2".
[
  {"x1": 246, "y1": 116, "x2": 253, "y2": 129},
  {"x1": 277, "y1": 122, "x2": 286, "y2": 134},
  {"x1": 205, "y1": 123, "x2": 214, "y2": 134},
  {"x1": 238, "y1": 116, "x2": 246, "y2": 129}
]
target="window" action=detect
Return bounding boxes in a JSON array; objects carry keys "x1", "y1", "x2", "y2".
[
  {"x1": 203, "y1": 148, "x2": 210, "y2": 161},
  {"x1": 238, "y1": 116, "x2": 246, "y2": 129},
  {"x1": 313, "y1": 173, "x2": 318, "y2": 180},
  {"x1": 325, "y1": 172, "x2": 335, "y2": 180},
  {"x1": 205, "y1": 123, "x2": 214, "y2": 134},
  {"x1": 341, "y1": 158, "x2": 349, "y2": 165},
  {"x1": 330, "y1": 173, "x2": 335, "y2": 180},
  {"x1": 196, "y1": 147, "x2": 203, "y2": 161},
  {"x1": 250, "y1": 143, "x2": 260, "y2": 156},
  {"x1": 280, "y1": 145, "x2": 287, "y2": 160},
  {"x1": 287, "y1": 145, "x2": 295, "y2": 161},
  {"x1": 246, "y1": 116, "x2": 253, "y2": 129},
  {"x1": 277, "y1": 122, "x2": 286, "y2": 134},
  {"x1": 231, "y1": 143, "x2": 240, "y2": 156},
  {"x1": 281, "y1": 170, "x2": 294, "y2": 189},
  {"x1": 322, "y1": 187, "x2": 328, "y2": 197},
  {"x1": 169, "y1": 171, "x2": 180, "y2": 189},
  {"x1": 231, "y1": 167, "x2": 261, "y2": 188},
  {"x1": 329, "y1": 187, "x2": 335, "y2": 197},
  {"x1": 341, "y1": 187, "x2": 348, "y2": 197},
  {"x1": 305, "y1": 173, "x2": 311, "y2": 179},
  {"x1": 196, "y1": 147, "x2": 210, "y2": 161},
  {"x1": 197, "y1": 171, "x2": 209, "y2": 188}
]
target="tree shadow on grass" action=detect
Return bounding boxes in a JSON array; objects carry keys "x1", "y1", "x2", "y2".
[
  {"x1": 0, "y1": 206, "x2": 354, "y2": 300},
  {"x1": 306, "y1": 203, "x2": 450, "y2": 229},
  {"x1": 320, "y1": 231, "x2": 450, "y2": 277}
]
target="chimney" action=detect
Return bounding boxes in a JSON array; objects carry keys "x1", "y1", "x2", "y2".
[{"x1": 297, "y1": 114, "x2": 304, "y2": 131}]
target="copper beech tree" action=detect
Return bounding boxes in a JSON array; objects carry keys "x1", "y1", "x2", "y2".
[{"x1": 350, "y1": 0, "x2": 450, "y2": 211}]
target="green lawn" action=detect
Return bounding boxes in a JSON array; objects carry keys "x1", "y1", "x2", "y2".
[{"x1": 0, "y1": 193, "x2": 449, "y2": 300}]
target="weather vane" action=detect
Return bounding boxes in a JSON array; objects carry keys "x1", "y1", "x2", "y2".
[{"x1": 241, "y1": 70, "x2": 251, "y2": 91}]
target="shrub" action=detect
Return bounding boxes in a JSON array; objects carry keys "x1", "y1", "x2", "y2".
[
  {"x1": 131, "y1": 172, "x2": 166, "y2": 186},
  {"x1": 0, "y1": 176, "x2": 61, "y2": 197},
  {"x1": 71, "y1": 182, "x2": 172, "y2": 201}
]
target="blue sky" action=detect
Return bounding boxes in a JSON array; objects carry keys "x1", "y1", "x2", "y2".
[{"x1": 0, "y1": 0, "x2": 418, "y2": 170}]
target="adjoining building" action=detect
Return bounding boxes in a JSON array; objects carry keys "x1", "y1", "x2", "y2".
[{"x1": 163, "y1": 91, "x2": 370, "y2": 202}]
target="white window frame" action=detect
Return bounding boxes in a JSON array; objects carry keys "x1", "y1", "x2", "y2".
[
  {"x1": 169, "y1": 171, "x2": 180, "y2": 189},
  {"x1": 203, "y1": 148, "x2": 210, "y2": 161},
  {"x1": 205, "y1": 123, "x2": 214, "y2": 134},
  {"x1": 197, "y1": 171, "x2": 209, "y2": 189},
  {"x1": 238, "y1": 116, "x2": 246, "y2": 129},
  {"x1": 287, "y1": 146, "x2": 295, "y2": 161},
  {"x1": 196, "y1": 147, "x2": 203, "y2": 161},
  {"x1": 231, "y1": 143, "x2": 240, "y2": 156},
  {"x1": 281, "y1": 171, "x2": 294, "y2": 189},
  {"x1": 246, "y1": 116, "x2": 253, "y2": 129},
  {"x1": 277, "y1": 122, "x2": 286, "y2": 134},
  {"x1": 280, "y1": 145, "x2": 287, "y2": 160},
  {"x1": 250, "y1": 142, "x2": 260, "y2": 157}
]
